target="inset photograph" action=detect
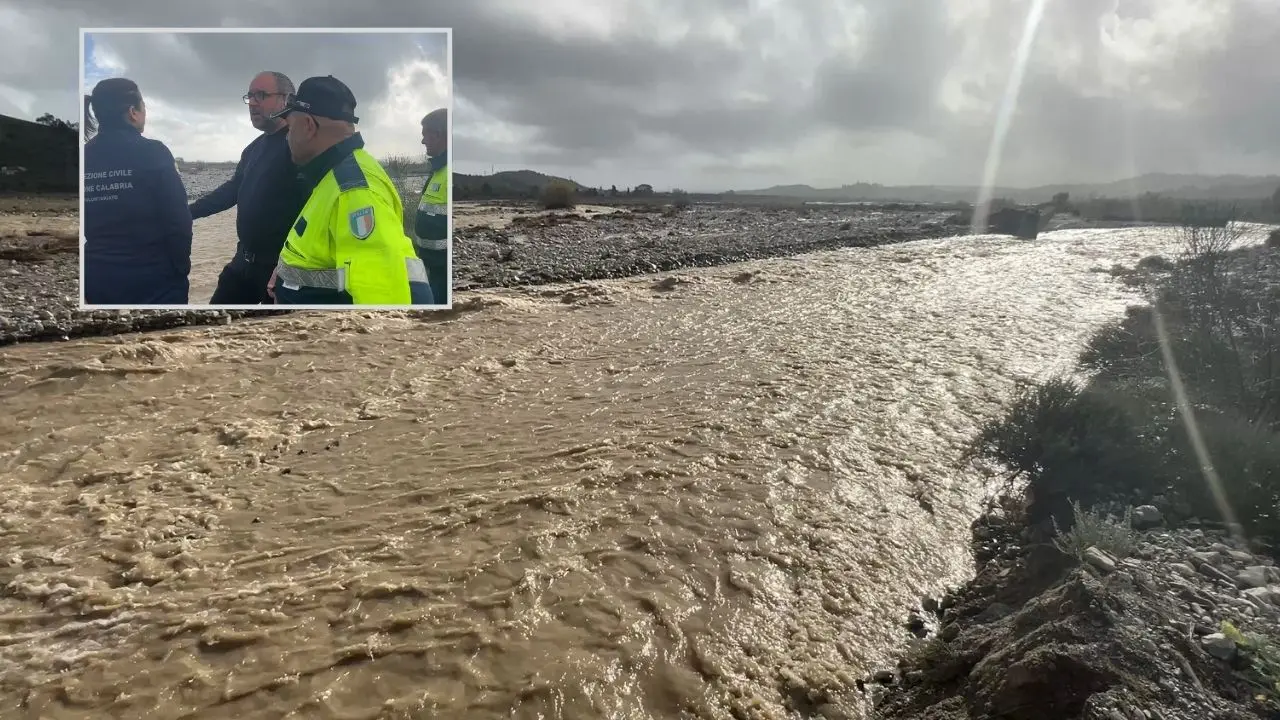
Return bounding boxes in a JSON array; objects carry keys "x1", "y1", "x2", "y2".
[{"x1": 79, "y1": 28, "x2": 452, "y2": 309}]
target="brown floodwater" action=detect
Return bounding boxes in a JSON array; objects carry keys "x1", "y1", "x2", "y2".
[{"x1": 0, "y1": 226, "x2": 1209, "y2": 719}]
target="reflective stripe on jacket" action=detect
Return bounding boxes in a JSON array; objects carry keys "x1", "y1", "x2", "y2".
[
  {"x1": 275, "y1": 134, "x2": 430, "y2": 305},
  {"x1": 413, "y1": 155, "x2": 448, "y2": 251}
]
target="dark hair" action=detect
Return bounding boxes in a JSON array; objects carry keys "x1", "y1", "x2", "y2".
[
  {"x1": 87, "y1": 78, "x2": 143, "y2": 131},
  {"x1": 82, "y1": 95, "x2": 96, "y2": 140}
]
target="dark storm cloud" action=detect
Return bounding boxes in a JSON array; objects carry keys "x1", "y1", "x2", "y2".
[
  {"x1": 1186, "y1": 0, "x2": 1280, "y2": 155},
  {"x1": 810, "y1": 0, "x2": 961, "y2": 133},
  {"x1": 948, "y1": 0, "x2": 1280, "y2": 185},
  {"x1": 981, "y1": 70, "x2": 1184, "y2": 184},
  {"x1": 86, "y1": 31, "x2": 444, "y2": 117},
  {"x1": 1, "y1": 0, "x2": 1276, "y2": 189}
]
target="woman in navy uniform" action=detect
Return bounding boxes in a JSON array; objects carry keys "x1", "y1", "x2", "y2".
[{"x1": 82, "y1": 78, "x2": 193, "y2": 305}]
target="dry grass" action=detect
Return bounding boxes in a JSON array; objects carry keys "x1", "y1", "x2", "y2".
[
  {"x1": 380, "y1": 154, "x2": 425, "y2": 233},
  {"x1": 1052, "y1": 501, "x2": 1136, "y2": 561}
]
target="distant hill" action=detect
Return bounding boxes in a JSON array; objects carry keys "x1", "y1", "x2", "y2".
[
  {"x1": 450, "y1": 168, "x2": 1279, "y2": 206},
  {"x1": 0, "y1": 114, "x2": 77, "y2": 193},
  {"x1": 742, "y1": 173, "x2": 1280, "y2": 204},
  {"x1": 454, "y1": 169, "x2": 585, "y2": 200}
]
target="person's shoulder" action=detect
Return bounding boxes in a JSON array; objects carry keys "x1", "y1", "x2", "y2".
[
  {"x1": 252, "y1": 129, "x2": 287, "y2": 152},
  {"x1": 332, "y1": 152, "x2": 371, "y2": 194},
  {"x1": 242, "y1": 133, "x2": 265, "y2": 153},
  {"x1": 139, "y1": 136, "x2": 176, "y2": 163}
]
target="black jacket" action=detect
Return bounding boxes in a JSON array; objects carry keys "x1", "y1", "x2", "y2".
[
  {"x1": 82, "y1": 125, "x2": 191, "y2": 304},
  {"x1": 189, "y1": 126, "x2": 309, "y2": 262}
]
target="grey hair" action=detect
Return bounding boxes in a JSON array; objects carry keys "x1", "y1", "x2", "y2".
[
  {"x1": 261, "y1": 71, "x2": 294, "y2": 95},
  {"x1": 421, "y1": 108, "x2": 447, "y2": 133}
]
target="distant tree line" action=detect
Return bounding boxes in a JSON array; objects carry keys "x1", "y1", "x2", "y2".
[
  {"x1": 1066, "y1": 191, "x2": 1279, "y2": 225},
  {"x1": 455, "y1": 180, "x2": 667, "y2": 201},
  {"x1": 974, "y1": 189, "x2": 1280, "y2": 226},
  {"x1": 34, "y1": 113, "x2": 78, "y2": 133}
]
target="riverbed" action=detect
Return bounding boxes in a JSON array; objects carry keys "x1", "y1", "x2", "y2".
[{"x1": 0, "y1": 226, "x2": 1177, "y2": 718}]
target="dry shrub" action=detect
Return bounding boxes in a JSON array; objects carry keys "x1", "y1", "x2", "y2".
[{"x1": 540, "y1": 181, "x2": 576, "y2": 210}]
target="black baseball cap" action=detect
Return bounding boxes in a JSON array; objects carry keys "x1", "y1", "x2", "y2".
[{"x1": 271, "y1": 75, "x2": 359, "y2": 123}]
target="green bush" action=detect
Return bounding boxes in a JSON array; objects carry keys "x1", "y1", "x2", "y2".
[
  {"x1": 972, "y1": 211, "x2": 1280, "y2": 539},
  {"x1": 1175, "y1": 410, "x2": 1280, "y2": 536},
  {"x1": 1079, "y1": 307, "x2": 1164, "y2": 379},
  {"x1": 1222, "y1": 620, "x2": 1280, "y2": 710},
  {"x1": 968, "y1": 376, "x2": 1164, "y2": 527},
  {"x1": 540, "y1": 181, "x2": 576, "y2": 210}
]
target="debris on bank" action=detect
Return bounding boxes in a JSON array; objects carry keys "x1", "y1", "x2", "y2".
[{"x1": 870, "y1": 502, "x2": 1280, "y2": 720}]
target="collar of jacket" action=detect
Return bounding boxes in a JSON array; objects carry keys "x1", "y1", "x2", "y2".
[
  {"x1": 297, "y1": 132, "x2": 365, "y2": 188},
  {"x1": 428, "y1": 150, "x2": 448, "y2": 173},
  {"x1": 96, "y1": 123, "x2": 142, "y2": 136}
]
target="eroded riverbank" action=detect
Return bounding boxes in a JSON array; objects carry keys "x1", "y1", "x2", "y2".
[{"x1": 0, "y1": 228, "x2": 1177, "y2": 718}]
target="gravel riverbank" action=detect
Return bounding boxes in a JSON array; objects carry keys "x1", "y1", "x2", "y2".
[
  {"x1": 0, "y1": 192, "x2": 965, "y2": 345},
  {"x1": 452, "y1": 203, "x2": 961, "y2": 290}
]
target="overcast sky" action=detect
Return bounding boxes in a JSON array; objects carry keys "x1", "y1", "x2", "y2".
[
  {"x1": 1, "y1": 0, "x2": 1276, "y2": 192},
  {"x1": 80, "y1": 31, "x2": 448, "y2": 164}
]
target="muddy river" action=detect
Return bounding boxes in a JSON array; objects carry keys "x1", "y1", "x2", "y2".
[{"x1": 0, "y1": 227, "x2": 1180, "y2": 718}]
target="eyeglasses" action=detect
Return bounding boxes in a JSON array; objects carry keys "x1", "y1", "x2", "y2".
[
  {"x1": 268, "y1": 94, "x2": 309, "y2": 121},
  {"x1": 242, "y1": 91, "x2": 285, "y2": 104}
]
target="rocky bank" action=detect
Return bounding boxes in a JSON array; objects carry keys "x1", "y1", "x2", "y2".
[
  {"x1": 452, "y1": 203, "x2": 961, "y2": 290},
  {"x1": 0, "y1": 222, "x2": 290, "y2": 343},
  {"x1": 0, "y1": 199, "x2": 965, "y2": 346},
  {"x1": 869, "y1": 501, "x2": 1280, "y2": 720}
]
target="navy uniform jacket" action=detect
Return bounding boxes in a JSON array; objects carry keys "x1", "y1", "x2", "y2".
[
  {"x1": 189, "y1": 126, "x2": 308, "y2": 263},
  {"x1": 82, "y1": 125, "x2": 192, "y2": 304}
]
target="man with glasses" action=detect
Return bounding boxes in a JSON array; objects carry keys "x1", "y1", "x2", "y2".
[{"x1": 188, "y1": 71, "x2": 310, "y2": 304}]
